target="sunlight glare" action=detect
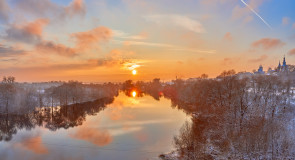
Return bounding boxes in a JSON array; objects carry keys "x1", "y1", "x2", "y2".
[
  {"x1": 132, "y1": 70, "x2": 137, "y2": 75},
  {"x1": 132, "y1": 91, "x2": 137, "y2": 97}
]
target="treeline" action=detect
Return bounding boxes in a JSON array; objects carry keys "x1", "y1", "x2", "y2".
[
  {"x1": 0, "y1": 97, "x2": 114, "y2": 141},
  {"x1": 122, "y1": 78, "x2": 163, "y2": 100},
  {"x1": 120, "y1": 71, "x2": 295, "y2": 158},
  {"x1": 0, "y1": 77, "x2": 120, "y2": 114},
  {"x1": 166, "y1": 70, "x2": 295, "y2": 159}
]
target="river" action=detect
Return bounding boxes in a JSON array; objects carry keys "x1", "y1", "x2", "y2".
[{"x1": 0, "y1": 92, "x2": 188, "y2": 160}]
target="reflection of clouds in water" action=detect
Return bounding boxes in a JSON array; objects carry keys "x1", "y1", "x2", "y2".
[
  {"x1": 99, "y1": 119, "x2": 174, "y2": 129},
  {"x1": 107, "y1": 104, "x2": 135, "y2": 121},
  {"x1": 107, "y1": 97, "x2": 136, "y2": 121},
  {"x1": 124, "y1": 119, "x2": 173, "y2": 126},
  {"x1": 69, "y1": 118, "x2": 173, "y2": 145},
  {"x1": 135, "y1": 131, "x2": 148, "y2": 142},
  {"x1": 109, "y1": 126, "x2": 142, "y2": 136},
  {"x1": 13, "y1": 132, "x2": 48, "y2": 154},
  {"x1": 69, "y1": 125, "x2": 112, "y2": 147}
]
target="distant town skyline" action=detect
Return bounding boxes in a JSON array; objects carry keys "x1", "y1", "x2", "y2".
[{"x1": 0, "y1": 0, "x2": 295, "y2": 82}]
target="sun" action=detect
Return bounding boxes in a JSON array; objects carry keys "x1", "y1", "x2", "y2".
[
  {"x1": 132, "y1": 91, "x2": 137, "y2": 97},
  {"x1": 132, "y1": 70, "x2": 137, "y2": 75}
]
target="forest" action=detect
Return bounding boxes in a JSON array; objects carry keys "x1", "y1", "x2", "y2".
[{"x1": 0, "y1": 70, "x2": 295, "y2": 159}]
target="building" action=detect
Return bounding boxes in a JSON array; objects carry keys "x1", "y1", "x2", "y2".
[
  {"x1": 277, "y1": 56, "x2": 289, "y2": 73},
  {"x1": 254, "y1": 56, "x2": 289, "y2": 75},
  {"x1": 255, "y1": 65, "x2": 265, "y2": 74}
]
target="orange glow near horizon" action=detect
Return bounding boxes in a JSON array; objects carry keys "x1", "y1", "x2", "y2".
[
  {"x1": 132, "y1": 91, "x2": 137, "y2": 97},
  {"x1": 0, "y1": 0, "x2": 293, "y2": 82}
]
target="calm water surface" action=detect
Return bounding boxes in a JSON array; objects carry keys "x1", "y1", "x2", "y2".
[{"x1": 0, "y1": 93, "x2": 188, "y2": 160}]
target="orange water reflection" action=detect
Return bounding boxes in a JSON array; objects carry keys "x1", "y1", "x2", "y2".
[
  {"x1": 15, "y1": 134, "x2": 48, "y2": 154},
  {"x1": 1, "y1": 92, "x2": 188, "y2": 160}
]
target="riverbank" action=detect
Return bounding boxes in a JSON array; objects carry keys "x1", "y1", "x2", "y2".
[{"x1": 159, "y1": 151, "x2": 179, "y2": 160}]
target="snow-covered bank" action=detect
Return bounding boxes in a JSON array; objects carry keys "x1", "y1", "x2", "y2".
[{"x1": 159, "y1": 151, "x2": 179, "y2": 160}]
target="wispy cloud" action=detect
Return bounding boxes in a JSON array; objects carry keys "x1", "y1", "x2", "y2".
[
  {"x1": 119, "y1": 40, "x2": 173, "y2": 47},
  {"x1": 248, "y1": 54, "x2": 267, "y2": 63},
  {"x1": 113, "y1": 40, "x2": 216, "y2": 54},
  {"x1": 288, "y1": 48, "x2": 295, "y2": 56},
  {"x1": 36, "y1": 41, "x2": 77, "y2": 57},
  {"x1": 65, "y1": 0, "x2": 86, "y2": 18},
  {"x1": 3, "y1": 18, "x2": 49, "y2": 44},
  {"x1": 71, "y1": 26, "x2": 112, "y2": 51},
  {"x1": 282, "y1": 17, "x2": 290, "y2": 25},
  {"x1": 168, "y1": 48, "x2": 216, "y2": 54},
  {"x1": 0, "y1": 0, "x2": 9, "y2": 22},
  {"x1": 251, "y1": 38, "x2": 285, "y2": 50},
  {"x1": 113, "y1": 30, "x2": 148, "y2": 40},
  {"x1": 33, "y1": 26, "x2": 112, "y2": 57},
  {"x1": 14, "y1": 0, "x2": 86, "y2": 20},
  {"x1": 224, "y1": 32, "x2": 233, "y2": 41},
  {"x1": 0, "y1": 44, "x2": 26, "y2": 57},
  {"x1": 144, "y1": 14, "x2": 205, "y2": 33}
]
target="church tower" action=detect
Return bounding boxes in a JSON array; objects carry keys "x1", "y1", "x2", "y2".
[
  {"x1": 283, "y1": 56, "x2": 287, "y2": 67},
  {"x1": 280, "y1": 55, "x2": 288, "y2": 73}
]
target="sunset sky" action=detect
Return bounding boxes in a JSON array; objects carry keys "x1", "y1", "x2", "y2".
[{"x1": 0, "y1": 0, "x2": 294, "y2": 82}]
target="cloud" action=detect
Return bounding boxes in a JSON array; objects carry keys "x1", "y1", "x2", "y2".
[
  {"x1": 248, "y1": 54, "x2": 267, "y2": 62},
  {"x1": 222, "y1": 58, "x2": 233, "y2": 65},
  {"x1": 71, "y1": 26, "x2": 112, "y2": 51},
  {"x1": 251, "y1": 38, "x2": 285, "y2": 50},
  {"x1": 86, "y1": 49, "x2": 142, "y2": 69},
  {"x1": 168, "y1": 48, "x2": 216, "y2": 54},
  {"x1": 23, "y1": 18, "x2": 49, "y2": 36},
  {"x1": 113, "y1": 30, "x2": 148, "y2": 40},
  {"x1": 14, "y1": 0, "x2": 86, "y2": 20},
  {"x1": 282, "y1": 17, "x2": 290, "y2": 25},
  {"x1": 14, "y1": 0, "x2": 59, "y2": 17},
  {"x1": 66, "y1": 0, "x2": 86, "y2": 17},
  {"x1": 293, "y1": 23, "x2": 295, "y2": 29},
  {"x1": 122, "y1": 61, "x2": 141, "y2": 70},
  {"x1": 120, "y1": 40, "x2": 173, "y2": 47},
  {"x1": 89, "y1": 49, "x2": 147, "y2": 70},
  {"x1": 114, "y1": 40, "x2": 216, "y2": 54},
  {"x1": 221, "y1": 57, "x2": 240, "y2": 66},
  {"x1": 93, "y1": 58, "x2": 123, "y2": 67},
  {"x1": 200, "y1": 0, "x2": 234, "y2": 5},
  {"x1": 36, "y1": 41, "x2": 76, "y2": 57},
  {"x1": 121, "y1": 0, "x2": 155, "y2": 14},
  {"x1": 144, "y1": 14, "x2": 205, "y2": 33},
  {"x1": 4, "y1": 18, "x2": 49, "y2": 43},
  {"x1": 288, "y1": 48, "x2": 295, "y2": 56},
  {"x1": 34, "y1": 26, "x2": 112, "y2": 57},
  {"x1": 0, "y1": 44, "x2": 26, "y2": 57},
  {"x1": 224, "y1": 32, "x2": 233, "y2": 41},
  {"x1": 0, "y1": 0, "x2": 9, "y2": 22},
  {"x1": 91, "y1": 58, "x2": 140, "y2": 70}
]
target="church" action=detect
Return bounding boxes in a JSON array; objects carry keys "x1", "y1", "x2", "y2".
[
  {"x1": 276, "y1": 56, "x2": 289, "y2": 73},
  {"x1": 255, "y1": 56, "x2": 289, "y2": 75}
]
